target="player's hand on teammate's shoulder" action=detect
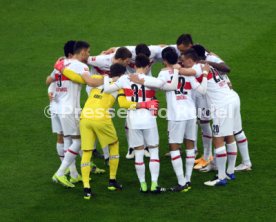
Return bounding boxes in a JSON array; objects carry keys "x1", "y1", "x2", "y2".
[
  {"x1": 173, "y1": 64, "x2": 182, "y2": 70},
  {"x1": 54, "y1": 59, "x2": 65, "y2": 72},
  {"x1": 202, "y1": 63, "x2": 210, "y2": 75},
  {"x1": 128, "y1": 73, "x2": 145, "y2": 85},
  {"x1": 101, "y1": 47, "x2": 116, "y2": 55}
]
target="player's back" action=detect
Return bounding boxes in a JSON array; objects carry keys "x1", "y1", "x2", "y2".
[
  {"x1": 51, "y1": 59, "x2": 83, "y2": 114},
  {"x1": 158, "y1": 68, "x2": 197, "y2": 121},
  {"x1": 203, "y1": 67, "x2": 235, "y2": 108},
  {"x1": 87, "y1": 54, "x2": 113, "y2": 75},
  {"x1": 117, "y1": 74, "x2": 157, "y2": 129},
  {"x1": 81, "y1": 80, "x2": 118, "y2": 120}
]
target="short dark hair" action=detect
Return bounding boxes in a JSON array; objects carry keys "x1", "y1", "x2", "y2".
[
  {"x1": 192, "y1": 44, "x2": 206, "y2": 60},
  {"x1": 161, "y1": 47, "x2": 178, "y2": 65},
  {"x1": 135, "y1": 54, "x2": 150, "y2": 68},
  {"x1": 135, "y1": 44, "x2": 151, "y2": 58},
  {"x1": 176, "y1": 34, "x2": 193, "y2": 46},
  {"x1": 64, "y1": 40, "x2": 76, "y2": 57},
  {"x1": 114, "y1": 47, "x2": 132, "y2": 60},
  {"x1": 73, "y1": 41, "x2": 90, "y2": 54},
  {"x1": 182, "y1": 48, "x2": 199, "y2": 62},
  {"x1": 110, "y1": 63, "x2": 126, "y2": 78}
]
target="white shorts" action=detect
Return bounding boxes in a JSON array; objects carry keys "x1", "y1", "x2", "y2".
[
  {"x1": 51, "y1": 114, "x2": 63, "y2": 134},
  {"x1": 195, "y1": 93, "x2": 211, "y2": 121},
  {"x1": 51, "y1": 113, "x2": 80, "y2": 136},
  {"x1": 128, "y1": 127, "x2": 159, "y2": 148},
  {"x1": 212, "y1": 98, "x2": 241, "y2": 137},
  {"x1": 168, "y1": 119, "x2": 197, "y2": 143}
]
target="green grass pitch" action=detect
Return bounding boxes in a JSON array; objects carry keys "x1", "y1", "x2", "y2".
[{"x1": 0, "y1": 0, "x2": 275, "y2": 221}]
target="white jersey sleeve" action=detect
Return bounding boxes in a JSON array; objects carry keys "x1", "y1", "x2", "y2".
[
  {"x1": 192, "y1": 64, "x2": 203, "y2": 78},
  {"x1": 206, "y1": 54, "x2": 224, "y2": 63}
]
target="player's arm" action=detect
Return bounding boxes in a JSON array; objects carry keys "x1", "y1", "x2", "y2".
[
  {"x1": 202, "y1": 61, "x2": 230, "y2": 73},
  {"x1": 81, "y1": 73, "x2": 104, "y2": 87},
  {"x1": 100, "y1": 47, "x2": 117, "y2": 55},
  {"x1": 117, "y1": 89, "x2": 159, "y2": 111},
  {"x1": 62, "y1": 68, "x2": 86, "y2": 84},
  {"x1": 46, "y1": 70, "x2": 56, "y2": 85},
  {"x1": 117, "y1": 89, "x2": 137, "y2": 109},
  {"x1": 48, "y1": 82, "x2": 56, "y2": 101},
  {"x1": 128, "y1": 74, "x2": 165, "y2": 89},
  {"x1": 103, "y1": 76, "x2": 122, "y2": 93},
  {"x1": 191, "y1": 75, "x2": 208, "y2": 94},
  {"x1": 160, "y1": 70, "x2": 179, "y2": 91}
]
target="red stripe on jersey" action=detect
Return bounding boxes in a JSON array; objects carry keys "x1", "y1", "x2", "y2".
[
  {"x1": 93, "y1": 66, "x2": 110, "y2": 75},
  {"x1": 216, "y1": 153, "x2": 227, "y2": 158},
  {"x1": 150, "y1": 159, "x2": 160, "y2": 163},
  {"x1": 196, "y1": 72, "x2": 213, "y2": 83},
  {"x1": 227, "y1": 152, "x2": 237, "y2": 155},
  {"x1": 171, "y1": 155, "x2": 181, "y2": 161},
  {"x1": 123, "y1": 88, "x2": 155, "y2": 98},
  {"x1": 184, "y1": 82, "x2": 192, "y2": 90},
  {"x1": 135, "y1": 162, "x2": 144, "y2": 165},
  {"x1": 67, "y1": 149, "x2": 78, "y2": 155},
  {"x1": 237, "y1": 139, "x2": 247, "y2": 143},
  {"x1": 55, "y1": 74, "x2": 70, "y2": 81}
]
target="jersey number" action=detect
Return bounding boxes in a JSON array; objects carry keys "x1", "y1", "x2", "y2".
[
  {"x1": 173, "y1": 76, "x2": 187, "y2": 95},
  {"x1": 210, "y1": 68, "x2": 223, "y2": 83},
  {"x1": 57, "y1": 75, "x2": 62, "y2": 87},
  {"x1": 131, "y1": 84, "x2": 146, "y2": 102}
]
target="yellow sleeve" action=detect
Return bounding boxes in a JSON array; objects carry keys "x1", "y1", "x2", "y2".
[
  {"x1": 63, "y1": 70, "x2": 103, "y2": 84},
  {"x1": 117, "y1": 89, "x2": 137, "y2": 109},
  {"x1": 63, "y1": 68, "x2": 85, "y2": 84}
]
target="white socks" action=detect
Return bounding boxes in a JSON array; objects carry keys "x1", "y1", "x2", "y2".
[
  {"x1": 170, "y1": 150, "x2": 186, "y2": 186},
  {"x1": 215, "y1": 146, "x2": 227, "y2": 180},
  {"x1": 235, "y1": 131, "x2": 251, "y2": 165},
  {"x1": 134, "y1": 149, "x2": 145, "y2": 183},
  {"x1": 185, "y1": 149, "x2": 195, "y2": 183},
  {"x1": 200, "y1": 123, "x2": 213, "y2": 160},
  {"x1": 56, "y1": 143, "x2": 64, "y2": 162},
  {"x1": 226, "y1": 142, "x2": 237, "y2": 174},
  {"x1": 149, "y1": 148, "x2": 160, "y2": 183},
  {"x1": 56, "y1": 138, "x2": 81, "y2": 177}
]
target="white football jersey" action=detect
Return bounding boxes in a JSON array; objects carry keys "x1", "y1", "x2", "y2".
[
  {"x1": 87, "y1": 53, "x2": 113, "y2": 75},
  {"x1": 114, "y1": 74, "x2": 157, "y2": 129},
  {"x1": 195, "y1": 65, "x2": 236, "y2": 108},
  {"x1": 50, "y1": 59, "x2": 88, "y2": 114},
  {"x1": 158, "y1": 68, "x2": 199, "y2": 120},
  {"x1": 206, "y1": 53, "x2": 232, "y2": 86},
  {"x1": 123, "y1": 45, "x2": 162, "y2": 75}
]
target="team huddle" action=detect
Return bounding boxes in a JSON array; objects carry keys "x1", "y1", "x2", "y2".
[{"x1": 46, "y1": 34, "x2": 252, "y2": 200}]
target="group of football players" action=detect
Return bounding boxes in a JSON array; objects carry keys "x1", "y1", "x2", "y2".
[{"x1": 46, "y1": 34, "x2": 252, "y2": 200}]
